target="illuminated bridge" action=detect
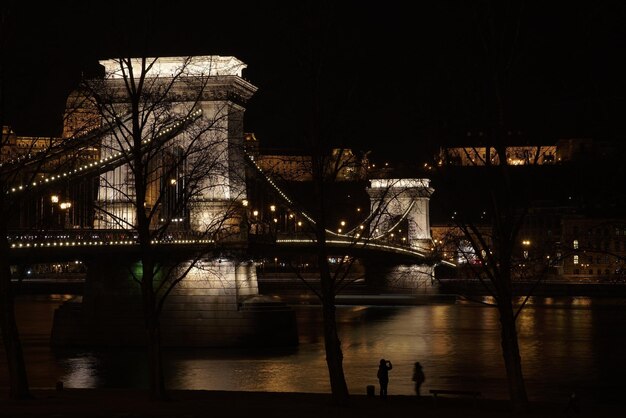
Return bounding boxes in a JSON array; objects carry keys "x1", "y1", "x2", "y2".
[{"x1": 3, "y1": 55, "x2": 447, "y2": 348}]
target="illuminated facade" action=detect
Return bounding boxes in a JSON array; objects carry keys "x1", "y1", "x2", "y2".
[
  {"x1": 561, "y1": 216, "x2": 626, "y2": 281},
  {"x1": 0, "y1": 126, "x2": 71, "y2": 164},
  {"x1": 255, "y1": 154, "x2": 313, "y2": 181},
  {"x1": 438, "y1": 145, "x2": 557, "y2": 166},
  {"x1": 432, "y1": 212, "x2": 626, "y2": 283},
  {"x1": 437, "y1": 137, "x2": 616, "y2": 167}
]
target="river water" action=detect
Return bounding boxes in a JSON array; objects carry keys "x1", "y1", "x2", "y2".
[{"x1": 3, "y1": 294, "x2": 626, "y2": 405}]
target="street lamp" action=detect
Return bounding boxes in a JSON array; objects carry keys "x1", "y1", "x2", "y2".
[
  {"x1": 60, "y1": 201, "x2": 72, "y2": 228},
  {"x1": 50, "y1": 195, "x2": 59, "y2": 223},
  {"x1": 252, "y1": 210, "x2": 259, "y2": 234},
  {"x1": 522, "y1": 240, "x2": 531, "y2": 259}
]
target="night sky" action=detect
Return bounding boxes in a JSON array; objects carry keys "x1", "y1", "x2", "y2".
[{"x1": 2, "y1": 1, "x2": 626, "y2": 164}]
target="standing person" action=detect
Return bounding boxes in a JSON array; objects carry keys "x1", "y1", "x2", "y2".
[
  {"x1": 412, "y1": 362, "x2": 425, "y2": 397},
  {"x1": 377, "y1": 358, "x2": 393, "y2": 398},
  {"x1": 563, "y1": 391, "x2": 580, "y2": 415}
]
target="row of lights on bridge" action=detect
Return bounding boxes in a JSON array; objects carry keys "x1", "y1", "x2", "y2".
[
  {"x1": 10, "y1": 239, "x2": 214, "y2": 249},
  {"x1": 245, "y1": 202, "x2": 370, "y2": 234},
  {"x1": 7, "y1": 110, "x2": 202, "y2": 195}
]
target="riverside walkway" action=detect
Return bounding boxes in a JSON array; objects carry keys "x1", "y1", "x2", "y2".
[{"x1": 0, "y1": 388, "x2": 619, "y2": 417}]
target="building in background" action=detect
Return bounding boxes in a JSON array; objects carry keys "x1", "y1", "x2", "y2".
[
  {"x1": 437, "y1": 137, "x2": 618, "y2": 167},
  {"x1": 244, "y1": 132, "x2": 368, "y2": 181}
]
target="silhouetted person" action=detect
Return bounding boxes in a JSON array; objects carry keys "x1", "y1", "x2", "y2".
[
  {"x1": 563, "y1": 391, "x2": 580, "y2": 415},
  {"x1": 377, "y1": 358, "x2": 393, "y2": 398},
  {"x1": 412, "y1": 361, "x2": 425, "y2": 396}
]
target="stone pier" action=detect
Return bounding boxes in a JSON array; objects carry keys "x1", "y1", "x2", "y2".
[{"x1": 51, "y1": 255, "x2": 298, "y2": 348}]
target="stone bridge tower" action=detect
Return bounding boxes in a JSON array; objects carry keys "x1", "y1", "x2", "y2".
[
  {"x1": 366, "y1": 178, "x2": 434, "y2": 251},
  {"x1": 68, "y1": 56, "x2": 258, "y2": 231}
]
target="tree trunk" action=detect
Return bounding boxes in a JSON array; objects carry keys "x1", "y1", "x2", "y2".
[
  {"x1": 140, "y1": 257, "x2": 167, "y2": 401},
  {"x1": 498, "y1": 298, "x2": 528, "y2": 412},
  {"x1": 319, "y1": 251, "x2": 350, "y2": 406},
  {"x1": 147, "y1": 318, "x2": 166, "y2": 400},
  {"x1": 0, "y1": 231, "x2": 31, "y2": 399}
]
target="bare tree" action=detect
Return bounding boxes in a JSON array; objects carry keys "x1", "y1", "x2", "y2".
[
  {"x1": 67, "y1": 55, "x2": 252, "y2": 400},
  {"x1": 247, "y1": 142, "x2": 436, "y2": 405},
  {"x1": 427, "y1": 1, "x2": 534, "y2": 411},
  {"x1": 0, "y1": 5, "x2": 30, "y2": 400},
  {"x1": 0, "y1": 132, "x2": 31, "y2": 400},
  {"x1": 433, "y1": 162, "x2": 531, "y2": 411},
  {"x1": 0, "y1": 5, "x2": 90, "y2": 397},
  {"x1": 254, "y1": 0, "x2": 440, "y2": 404}
]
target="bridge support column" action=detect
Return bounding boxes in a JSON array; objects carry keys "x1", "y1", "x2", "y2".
[
  {"x1": 363, "y1": 259, "x2": 439, "y2": 294},
  {"x1": 188, "y1": 201, "x2": 244, "y2": 235},
  {"x1": 51, "y1": 255, "x2": 298, "y2": 347}
]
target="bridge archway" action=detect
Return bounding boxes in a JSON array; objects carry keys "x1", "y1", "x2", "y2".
[{"x1": 366, "y1": 178, "x2": 434, "y2": 251}]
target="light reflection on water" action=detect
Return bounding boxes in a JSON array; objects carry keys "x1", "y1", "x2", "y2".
[{"x1": 4, "y1": 295, "x2": 626, "y2": 404}]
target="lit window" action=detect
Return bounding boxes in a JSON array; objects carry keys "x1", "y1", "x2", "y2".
[
  {"x1": 573, "y1": 240, "x2": 579, "y2": 249},
  {"x1": 573, "y1": 255, "x2": 579, "y2": 265}
]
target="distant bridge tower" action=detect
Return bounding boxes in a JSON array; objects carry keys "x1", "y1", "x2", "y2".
[
  {"x1": 366, "y1": 178, "x2": 434, "y2": 251},
  {"x1": 70, "y1": 56, "x2": 257, "y2": 231}
]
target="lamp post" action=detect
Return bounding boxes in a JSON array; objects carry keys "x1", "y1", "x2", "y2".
[
  {"x1": 253, "y1": 210, "x2": 259, "y2": 234},
  {"x1": 50, "y1": 195, "x2": 59, "y2": 224},
  {"x1": 522, "y1": 240, "x2": 531, "y2": 259},
  {"x1": 60, "y1": 201, "x2": 72, "y2": 228},
  {"x1": 521, "y1": 240, "x2": 531, "y2": 278}
]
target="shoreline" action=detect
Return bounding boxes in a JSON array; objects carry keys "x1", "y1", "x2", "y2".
[
  {"x1": 13, "y1": 275, "x2": 626, "y2": 300},
  {"x1": 278, "y1": 293, "x2": 458, "y2": 306}
]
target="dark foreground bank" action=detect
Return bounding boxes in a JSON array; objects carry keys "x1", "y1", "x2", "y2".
[{"x1": 0, "y1": 389, "x2": 621, "y2": 418}]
